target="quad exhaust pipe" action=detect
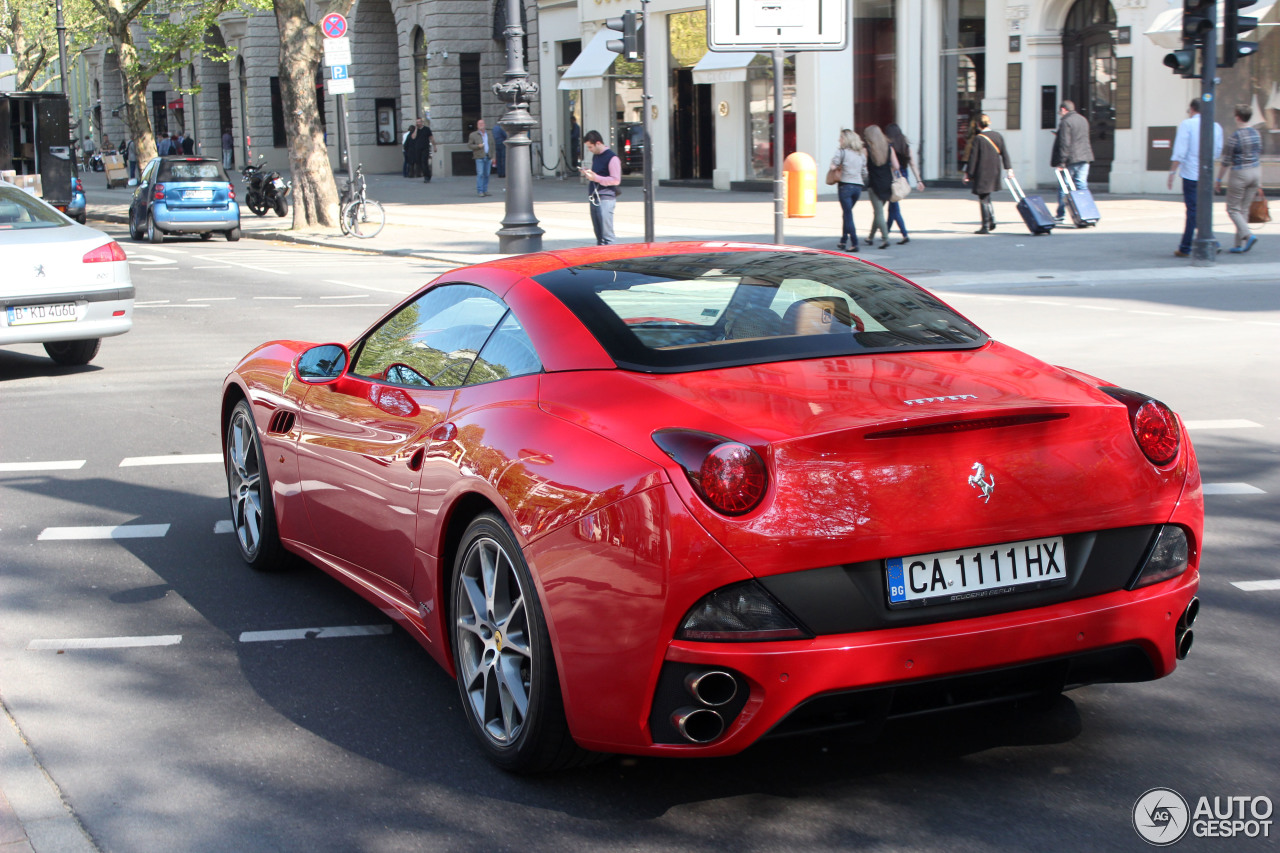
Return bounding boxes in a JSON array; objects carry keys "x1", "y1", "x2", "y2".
[
  {"x1": 672, "y1": 707, "x2": 725, "y2": 743},
  {"x1": 1175, "y1": 597, "x2": 1199, "y2": 661},
  {"x1": 684, "y1": 670, "x2": 738, "y2": 706}
]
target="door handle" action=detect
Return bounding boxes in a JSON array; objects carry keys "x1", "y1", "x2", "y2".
[{"x1": 429, "y1": 422, "x2": 457, "y2": 442}]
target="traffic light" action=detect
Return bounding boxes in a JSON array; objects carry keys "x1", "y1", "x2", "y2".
[
  {"x1": 605, "y1": 11, "x2": 641, "y2": 61},
  {"x1": 1164, "y1": 46, "x2": 1199, "y2": 77},
  {"x1": 1181, "y1": 0, "x2": 1214, "y2": 42},
  {"x1": 1222, "y1": 0, "x2": 1259, "y2": 67}
]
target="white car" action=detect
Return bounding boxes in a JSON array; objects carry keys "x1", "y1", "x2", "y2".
[{"x1": 0, "y1": 180, "x2": 133, "y2": 366}]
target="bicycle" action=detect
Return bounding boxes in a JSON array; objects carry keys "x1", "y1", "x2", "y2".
[{"x1": 338, "y1": 164, "x2": 385, "y2": 238}]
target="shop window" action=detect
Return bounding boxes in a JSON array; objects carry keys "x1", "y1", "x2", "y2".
[
  {"x1": 745, "y1": 54, "x2": 796, "y2": 181},
  {"x1": 461, "y1": 53, "x2": 482, "y2": 140},
  {"x1": 269, "y1": 77, "x2": 287, "y2": 147}
]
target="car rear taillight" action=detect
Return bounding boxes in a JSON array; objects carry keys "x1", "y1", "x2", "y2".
[
  {"x1": 83, "y1": 241, "x2": 128, "y2": 263},
  {"x1": 1100, "y1": 386, "x2": 1181, "y2": 466},
  {"x1": 73, "y1": 177, "x2": 83, "y2": 192},
  {"x1": 154, "y1": 183, "x2": 165, "y2": 200},
  {"x1": 653, "y1": 429, "x2": 768, "y2": 516},
  {"x1": 228, "y1": 182, "x2": 236, "y2": 200}
]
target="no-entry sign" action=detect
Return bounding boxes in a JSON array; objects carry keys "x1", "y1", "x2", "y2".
[{"x1": 321, "y1": 13, "x2": 348, "y2": 39}]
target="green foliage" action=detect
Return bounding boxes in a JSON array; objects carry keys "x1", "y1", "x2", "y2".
[{"x1": 0, "y1": 0, "x2": 98, "y2": 90}]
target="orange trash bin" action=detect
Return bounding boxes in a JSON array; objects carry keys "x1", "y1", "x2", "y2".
[{"x1": 784, "y1": 152, "x2": 816, "y2": 218}]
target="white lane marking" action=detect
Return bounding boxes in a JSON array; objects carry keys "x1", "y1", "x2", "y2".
[
  {"x1": 296, "y1": 304, "x2": 390, "y2": 309},
  {"x1": 126, "y1": 254, "x2": 178, "y2": 266},
  {"x1": 202, "y1": 256, "x2": 286, "y2": 276},
  {"x1": 238, "y1": 625, "x2": 393, "y2": 643},
  {"x1": 27, "y1": 635, "x2": 182, "y2": 651},
  {"x1": 214, "y1": 520, "x2": 233, "y2": 534},
  {"x1": 1232, "y1": 579, "x2": 1280, "y2": 591},
  {"x1": 134, "y1": 300, "x2": 171, "y2": 306},
  {"x1": 1184, "y1": 420, "x2": 1262, "y2": 430},
  {"x1": 0, "y1": 460, "x2": 86, "y2": 472},
  {"x1": 119, "y1": 454, "x2": 222, "y2": 467},
  {"x1": 38, "y1": 524, "x2": 171, "y2": 540},
  {"x1": 1203, "y1": 483, "x2": 1266, "y2": 495}
]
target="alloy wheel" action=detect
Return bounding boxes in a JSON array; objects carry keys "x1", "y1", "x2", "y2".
[
  {"x1": 226, "y1": 408, "x2": 264, "y2": 559},
  {"x1": 455, "y1": 536, "x2": 533, "y2": 746}
]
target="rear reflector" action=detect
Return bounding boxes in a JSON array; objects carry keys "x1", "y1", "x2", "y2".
[
  {"x1": 83, "y1": 241, "x2": 128, "y2": 263},
  {"x1": 865, "y1": 413, "x2": 1068, "y2": 439}
]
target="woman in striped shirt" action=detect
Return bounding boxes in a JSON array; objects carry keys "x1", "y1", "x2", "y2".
[{"x1": 1216, "y1": 103, "x2": 1263, "y2": 253}]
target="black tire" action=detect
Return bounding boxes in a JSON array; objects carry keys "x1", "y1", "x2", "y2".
[
  {"x1": 147, "y1": 213, "x2": 163, "y2": 243},
  {"x1": 43, "y1": 339, "x2": 101, "y2": 366},
  {"x1": 129, "y1": 207, "x2": 144, "y2": 240},
  {"x1": 200, "y1": 231, "x2": 213, "y2": 241},
  {"x1": 226, "y1": 227, "x2": 241, "y2": 242},
  {"x1": 273, "y1": 195, "x2": 288, "y2": 217},
  {"x1": 224, "y1": 398, "x2": 286, "y2": 571},
  {"x1": 451, "y1": 513, "x2": 591, "y2": 773},
  {"x1": 75, "y1": 213, "x2": 87, "y2": 225},
  {"x1": 247, "y1": 194, "x2": 268, "y2": 216}
]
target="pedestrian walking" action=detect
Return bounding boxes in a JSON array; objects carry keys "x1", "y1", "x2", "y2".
[
  {"x1": 81, "y1": 133, "x2": 97, "y2": 169},
  {"x1": 1168, "y1": 99, "x2": 1223, "y2": 257},
  {"x1": 884, "y1": 122, "x2": 925, "y2": 244},
  {"x1": 493, "y1": 122, "x2": 508, "y2": 178},
  {"x1": 1052, "y1": 100, "x2": 1094, "y2": 222},
  {"x1": 581, "y1": 129, "x2": 621, "y2": 245},
  {"x1": 861, "y1": 125, "x2": 899, "y2": 249},
  {"x1": 415, "y1": 118, "x2": 434, "y2": 182},
  {"x1": 468, "y1": 119, "x2": 496, "y2": 196},
  {"x1": 828, "y1": 129, "x2": 868, "y2": 252},
  {"x1": 221, "y1": 128, "x2": 234, "y2": 169},
  {"x1": 962, "y1": 115, "x2": 1011, "y2": 234},
  {"x1": 126, "y1": 138, "x2": 138, "y2": 181},
  {"x1": 1217, "y1": 103, "x2": 1263, "y2": 253},
  {"x1": 179, "y1": 132, "x2": 195, "y2": 155}
]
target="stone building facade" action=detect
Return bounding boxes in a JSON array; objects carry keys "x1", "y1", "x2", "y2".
[{"x1": 83, "y1": 0, "x2": 539, "y2": 178}]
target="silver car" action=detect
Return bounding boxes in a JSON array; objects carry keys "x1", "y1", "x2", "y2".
[{"x1": 0, "y1": 181, "x2": 133, "y2": 366}]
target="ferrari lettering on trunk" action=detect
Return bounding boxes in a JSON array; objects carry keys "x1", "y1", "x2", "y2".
[{"x1": 886, "y1": 536, "x2": 1066, "y2": 608}]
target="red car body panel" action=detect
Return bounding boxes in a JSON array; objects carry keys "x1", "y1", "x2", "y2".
[{"x1": 221, "y1": 242, "x2": 1203, "y2": 759}]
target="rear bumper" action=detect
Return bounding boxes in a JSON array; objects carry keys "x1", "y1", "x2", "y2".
[
  {"x1": 591, "y1": 570, "x2": 1198, "y2": 756},
  {"x1": 0, "y1": 292, "x2": 133, "y2": 345},
  {"x1": 154, "y1": 202, "x2": 240, "y2": 232}
]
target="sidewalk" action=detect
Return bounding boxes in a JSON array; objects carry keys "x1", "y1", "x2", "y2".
[
  {"x1": 84, "y1": 166, "x2": 1280, "y2": 287},
  {"x1": 1, "y1": 701, "x2": 95, "y2": 853}
]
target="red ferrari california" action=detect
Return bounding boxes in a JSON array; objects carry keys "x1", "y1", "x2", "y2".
[{"x1": 221, "y1": 243, "x2": 1202, "y2": 772}]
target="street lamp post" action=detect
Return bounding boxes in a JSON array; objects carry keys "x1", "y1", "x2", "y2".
[{"x1": 494, "y1": 0, "x2": 544, "y2": 253}]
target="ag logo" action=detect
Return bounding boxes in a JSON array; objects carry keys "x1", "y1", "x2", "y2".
[{"x1": 1133, "y1": 787, "x2": 1190, "y2": 845}]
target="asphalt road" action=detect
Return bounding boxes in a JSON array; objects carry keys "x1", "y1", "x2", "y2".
[{"x1": 1, "y1": 228, "x2": 1277, "y2": 853}]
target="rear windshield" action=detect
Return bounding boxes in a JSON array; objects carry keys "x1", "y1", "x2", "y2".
[
  {"x1": 158, "y1": 160, "x2": 227, "y2": 182},
  {"x1": 0, "y1": 187, "x2": 71, "y2": 230},
  {"x1": 532, "y1": 250, "x2": 987, "y2": 372}
]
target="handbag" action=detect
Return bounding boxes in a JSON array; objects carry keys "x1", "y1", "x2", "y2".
[
  {"x1": 826, "y1": 150, "x2": 844, "y2": 186},
  {"x1": 1249, "y1": 189, "x2": 1270, "y2": 225},
  {"x1": 890, "y1": 173, "x2": 912, "y2": 203}
]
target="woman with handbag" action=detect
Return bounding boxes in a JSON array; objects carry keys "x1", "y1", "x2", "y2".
[
  {"x1": 828, "y1": 129, "x2": 868, "y2": 252},
  {"x1": 963, "y1": 115, "x2": 1012, "y2": 234},
  {"x1": 862, "y1": 125, "x2": 899, "y2": 249},
  {"x1": 884, "y1": 123, "x2": 925, "y2": 244},
  {"x1": 1215, "y1": 103, "x2": 1263, "y2": 253}
]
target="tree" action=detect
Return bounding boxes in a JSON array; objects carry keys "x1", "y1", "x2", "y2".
[
  {"x1": 87, "y1": 0, "x2": 257, "y2": 164},
  {"x1": 0, "y1": 0, "x2": 97, "y2": 91},
  {"x1": 272, "y1": 0, "x2": 355, "y2": 229}
]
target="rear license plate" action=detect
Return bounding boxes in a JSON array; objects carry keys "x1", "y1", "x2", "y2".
[
  {"x1": 6, "y1": 302, "x2": 79, "y2": 326},
  {"x1": 183, "y1": 189, "x2": 213, "y2": 201},
  {"x1": 885, "y1": 535, "x2": 1067, "y2": 609}
]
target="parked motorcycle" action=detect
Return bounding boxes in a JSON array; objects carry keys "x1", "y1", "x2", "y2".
[{"x1": 242, "y1": 158, "x2": 290, "y2": 217}]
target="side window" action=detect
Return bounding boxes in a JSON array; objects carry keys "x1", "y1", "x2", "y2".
[
  {"x1": 464, "y1": 311, "x2": 542, "y2": 386},
  {"x1": 141, "y1": 161, "x2": 158, "y2": 184},
  {"x1": 353, "y1": 284, "x2": 508, "y2": 388}
]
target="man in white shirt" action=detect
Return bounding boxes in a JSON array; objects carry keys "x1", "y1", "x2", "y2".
[{"x1": 1167, "y1": 99, "x2": 1224, "y2": 257}]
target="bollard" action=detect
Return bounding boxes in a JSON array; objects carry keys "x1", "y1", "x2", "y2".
[{"x1": 784, "y1": 152, "x2": 816, "y2": 218}]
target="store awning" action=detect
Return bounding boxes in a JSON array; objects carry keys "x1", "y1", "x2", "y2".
[
  {"x1": 691, "y1": 51, "x2": 758, "y2": 85},
  {"x1": 168, "y1": 97, "x2": 184, "y2": 110},
  {"x1": 558, "y1": 31, "x2": 620, "y2": 90},
  {"x1": 1144, "y1": 5, "x2": 1274, "y2": 49}
]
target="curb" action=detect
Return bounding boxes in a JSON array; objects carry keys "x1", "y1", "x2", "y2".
[{"x1": 0, "y1": 699, "x2": 98, "y2": 853}]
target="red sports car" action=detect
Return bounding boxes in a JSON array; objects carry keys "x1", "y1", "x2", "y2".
[{"x1": 221, "y1": 243, "x2": 1202, "y2": 772}]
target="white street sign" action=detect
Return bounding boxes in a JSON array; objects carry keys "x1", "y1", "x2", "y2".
[
  {"x1": 323, "y1": 37, "x2": 352, "y2": 67},
  {"x1": 326, "y1": 77, "x2": 355, "y2": 96},
  {"x1": 707, "y1": 0, "x2": 847, "y2": 51}
]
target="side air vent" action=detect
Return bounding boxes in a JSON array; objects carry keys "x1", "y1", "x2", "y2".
[
  {"x1": 865, "y1": 412, "x2": 1068, "y2": 440},
  {"x1": 267, "y1": 410, "x2": 296, "y2": 435}
]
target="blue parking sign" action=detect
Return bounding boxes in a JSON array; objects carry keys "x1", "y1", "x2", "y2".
[{"x1": 331, "y1": 65, "x2": 349, "y2": 80}]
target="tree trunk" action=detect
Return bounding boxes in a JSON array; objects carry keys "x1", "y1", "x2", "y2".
[
  {"x1": 100, "y1": 1, "x2": 158, "y2": 163},
  {"x1": 274, "y1": 0, "x2": 341, "y2": 229}
]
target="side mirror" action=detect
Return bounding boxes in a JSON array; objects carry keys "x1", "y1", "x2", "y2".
[{"x1": 295, "y1": 343, "x2": 350, "y2": 384}]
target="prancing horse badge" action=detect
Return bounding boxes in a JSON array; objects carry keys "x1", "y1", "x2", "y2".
[{"x1": 967, "y1": 462, "x2": 995, "y2": 503}]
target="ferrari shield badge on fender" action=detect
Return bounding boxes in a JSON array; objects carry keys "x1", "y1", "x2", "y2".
[{"x1": 968, "y1": 462, "x2": 995, "y2": 503}]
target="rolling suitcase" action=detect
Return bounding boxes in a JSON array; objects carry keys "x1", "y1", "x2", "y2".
[
  {"x1": 1055, "y1": 168, "x2": 1100, "y2": 227},
  {"x1": 1005, "y1": 173, "x2": 1055, "y2": 235}
]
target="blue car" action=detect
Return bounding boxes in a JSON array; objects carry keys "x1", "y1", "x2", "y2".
[
  {"x1": 128, "y1": 156, "x2": 240, "y2": 243},
  {"x1": 67, "y1": 176, "x2": 87, "y2": 224}
]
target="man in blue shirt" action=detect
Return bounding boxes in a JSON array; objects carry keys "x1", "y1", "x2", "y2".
[{"x1": 1167, "y1": 99, "x2": 1224, "y2": 258}]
